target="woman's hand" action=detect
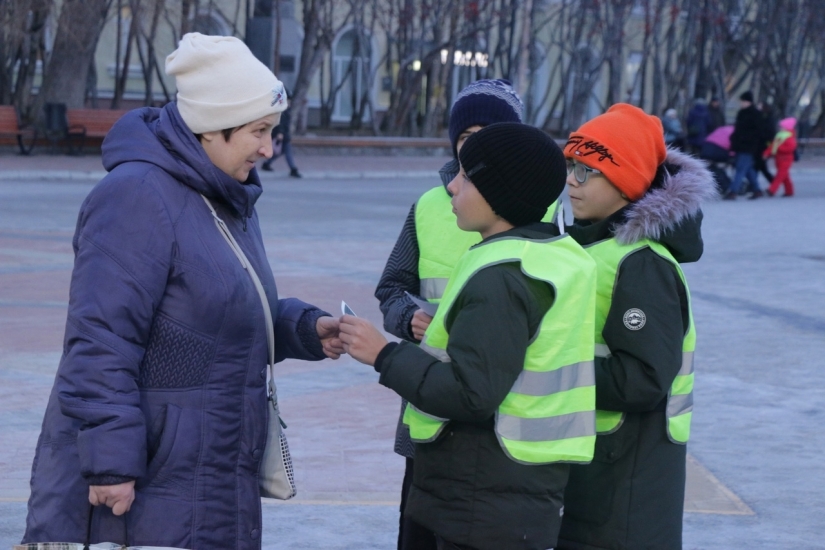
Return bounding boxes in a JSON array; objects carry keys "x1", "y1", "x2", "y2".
[
  {"x1": 410, "y1": 309, "x2": 433, "y2": 341},
  {"x1": 316, "y1": 316, "x2": 344, "y2": 359},
  {"x1": 339, "y1": 315, "x2": 389, "y2": 366},
  {"x1": 89, "y1": 480, "x2": 135, "y2": 516}
]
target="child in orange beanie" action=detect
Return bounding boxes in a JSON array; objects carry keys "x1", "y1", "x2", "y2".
[{"x1": 557, "y1": 104, "x2": 717, "y2": 550}]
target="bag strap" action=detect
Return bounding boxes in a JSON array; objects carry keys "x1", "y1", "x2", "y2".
[
  {"x1": 86, "y1": 504, "x2": 129, "y2": 548},
  {"x1": 200, "y1": 195, "x2": 277, "y2": 399}
]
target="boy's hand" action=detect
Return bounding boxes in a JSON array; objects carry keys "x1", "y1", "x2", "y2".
[
  {"x1": 410, "y1": 309, "x2": 433, "y2": 341},
  {"x1": 317, "y1": 316, "x2": 344, "y2": 359},
  {"x1": 339, "y1": 315, "x2": 388, "y2": 366}
]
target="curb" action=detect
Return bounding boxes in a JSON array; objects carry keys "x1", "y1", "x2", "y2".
[
  {"x1": 275, "y1": 170, "x2": 436, "y2": 180},
  {"x1": 0, "y1": 169, "x2": 437, "y2": 181},
  {"x1": 0, "y1": 170, "x2": 108, "y2": 181}
]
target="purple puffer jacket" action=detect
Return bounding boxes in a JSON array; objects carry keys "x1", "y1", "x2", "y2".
[{"x1": 23, "y1": 103, "x2": 328, "y2": 549}]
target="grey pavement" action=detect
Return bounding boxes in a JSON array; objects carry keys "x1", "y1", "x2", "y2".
[{"x1": 0, "y1": 152, "x2": 824, "y2": 548}]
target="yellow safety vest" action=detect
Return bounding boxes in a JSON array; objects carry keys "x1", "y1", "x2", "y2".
[
  {"x1": 415, "y1": 186, "x2": 560, "y2": 302},
  {"x1": 584, "y1": 238, "x2": 696, "y2": 444},
  {"x1": 403, "y1": 235, "x2": 598, "y2": 464}
]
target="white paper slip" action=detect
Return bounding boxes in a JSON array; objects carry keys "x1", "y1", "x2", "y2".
[
  {"x1": 341, "y1": 300, "x2": 357, "y2": 316},
  {"x1": 405, "y1": 291, "x2": 438, "y2": 317}
]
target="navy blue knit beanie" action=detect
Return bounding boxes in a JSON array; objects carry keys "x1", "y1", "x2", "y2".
[
  {"x1": 448, "y1": 79, "x2": 523, "y2": 158},
  {"x1": 459, "y1": 122, "x2": 566, "y2": 227}
]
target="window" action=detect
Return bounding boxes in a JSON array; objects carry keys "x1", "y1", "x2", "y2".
[{"x1": 332, "y1": 28, "x2": 372, "y2": 122}]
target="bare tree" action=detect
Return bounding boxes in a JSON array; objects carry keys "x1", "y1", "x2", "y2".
[
  {"x1": 806, "y1": 6, "x2": 825, "y2": 136},
  {"x1": 378, "y1": 0, "x2": 500, "y2": 136},
  {"x1": 112, "y1": 0, "x2": 139, "y2": 108},
  {"x1": 291, "y1": 0, "x2": 349, "y2": 134},
  {"x1": 132, "y1": 0, "x2": 171, "y2": 106},
  {"x1": 7, "y1": 0, "x2": 824, "y2": 142},
  {"x1": 597, "y1": 0, "x2": 633, "y2": 108},
  {"x1": 37, "y1": 0, "x2": 112, "y2": 112},
  {"x1": 538, "y1": 0, "x2": 602, "y2": 135},
  {"x1": 0, "y1": 0, "x2": 53, "y2": 120},
  {"x1": 514, "y1": 0, "x2": 534, "y2": 96},
  {"x1": 755, "y1": 0, "x2": 819, "y2": 116}
]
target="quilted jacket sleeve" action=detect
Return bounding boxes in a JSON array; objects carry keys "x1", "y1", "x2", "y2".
[
  {"x1": 57, "y1": 170, "x2": 174, "y2": 482},
  {"x1": 273, "y1": 298, "x2": 330, "y2": 363},
  {"x1": 374, "y1": 204, "x2": 420, "y2": 342}
]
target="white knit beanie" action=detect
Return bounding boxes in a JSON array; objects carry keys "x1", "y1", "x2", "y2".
[{"x1": 165, "y1": 33, "x2": 288, "y2": 133}]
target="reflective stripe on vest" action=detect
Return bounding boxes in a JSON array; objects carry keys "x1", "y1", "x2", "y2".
[
  {"x1": 584, "y1": 238, "x2": 696, "y2": 444},
  {"x1": 404, "y1": 234, "x2": 598, "y2": 464},
  {"x1": 416, "y1": 187, "x2": 481, "y2": 302},
  {"x1": 415, "y1": 186, "x2": 559, "y2": 302}
]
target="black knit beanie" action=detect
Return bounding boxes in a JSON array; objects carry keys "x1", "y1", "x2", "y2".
[
  {"x1": 739, "y1": 90, "x2": 754, "y2": 102},
  {"x1": 458, "y1": 122, "x2": 567, "y2": 227},
  {"x1": 448, "y1": 79, "x2": 523, "y2": 159}
]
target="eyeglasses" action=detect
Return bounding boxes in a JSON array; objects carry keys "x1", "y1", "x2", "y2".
[{"x1": 566, "y1": 159, "x2": 601, "y2": 184}]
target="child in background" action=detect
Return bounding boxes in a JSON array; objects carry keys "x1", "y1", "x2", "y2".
[
  {"x1": 557, "y1": 104, "x2": 717, "y2": 550},
  {"x1": 341, "y1": 122, "x2": 598, "y2": 550},
  {"x1": 374, "y1": 79, "x2": 558, "y2": 550},
  {"x1": 765, "y1": 117, "x2": 798, "y2": 198}
]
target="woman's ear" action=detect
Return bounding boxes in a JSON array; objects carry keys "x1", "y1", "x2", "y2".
[{"x1": 199, "y1": 130, "x2": 220, "y2": 144}]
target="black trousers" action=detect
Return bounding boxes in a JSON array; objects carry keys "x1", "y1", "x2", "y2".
[
  {"x1": 754, "y1": 153, "x2": 775, "y2": 183},
  {"x1": 435, "y1": 535, "x2": 478, "y2": 550},
  {"x1": 398, "y1": 457, "x2": 438, "y2": 550}
]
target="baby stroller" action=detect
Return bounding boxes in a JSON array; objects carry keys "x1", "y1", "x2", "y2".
[{"x1": 700, "y1": 125, "x2": 734, "y2": 193}]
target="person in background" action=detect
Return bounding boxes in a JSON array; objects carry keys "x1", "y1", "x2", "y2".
[
  {"x1": 725, "y1": 91, "x2": 764, "y2": 200},
  {"x1": 21, "y1": 33, "x2": 342, "y2": 549},
  {"x1": 707, "y1": 96, "x2": 726, "y2": 133},
  {"x1": 754, "y1": 101, "x2": 777, "y2": 184},
  {"x1": 685, "y1": 98, "x2": 711, "y2": 155},
  {"x1": 765, "y1": 117, "x2": 798, "y2": 197},
  {"x1": 342, "y1": 122, "x2": 598, "y2": 550},
  {"x1": 261, "y1": 91, "x2": 302, "y2": 178},
  {"x1": 556, "y1": 103, "x2": 717, "y2": 550},
  {"x1": 374, "y1": 79, "x2": 527, "y2": 550},
  {"x1": 661, "y1": 108, "x2": 685, "y2": 150}
]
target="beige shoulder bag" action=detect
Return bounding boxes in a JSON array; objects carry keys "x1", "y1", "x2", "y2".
[{"x1": 201, "y1": 195, "x2": 296, "y2": 500}]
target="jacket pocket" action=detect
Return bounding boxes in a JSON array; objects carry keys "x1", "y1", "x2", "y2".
[
  {"x1": 592, "y1": 416, "x2": 638, "y2": 464},
  {"x1": 138, "y1": 403, "x2": 202, "y2": 498},
  {"x1": 562, "y1": 418, "x2": 639, "y2": 529}
]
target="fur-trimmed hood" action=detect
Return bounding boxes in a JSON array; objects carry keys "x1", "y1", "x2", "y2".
[{"x1": 613, "y1": 148, "x2": 718, "y2": 260}]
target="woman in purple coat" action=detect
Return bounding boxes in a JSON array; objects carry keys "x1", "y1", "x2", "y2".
[{"x1": 22, "y1": 33, "x2": 343, "y2": 549}]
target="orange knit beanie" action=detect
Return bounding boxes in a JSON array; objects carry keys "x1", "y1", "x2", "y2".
[{"x1": 564, "y1": 103, "x2": 667, "y2": 201}]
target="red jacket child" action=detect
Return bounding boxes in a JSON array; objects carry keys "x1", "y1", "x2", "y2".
[{"x1": 764, "y1": 117, "x2": 797, "y2": 197}]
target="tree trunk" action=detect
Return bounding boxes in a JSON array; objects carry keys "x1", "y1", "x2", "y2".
[
  {"x1": 4, "y1": 1, "x2": 51, "y2": 120},
  {"x1": 37, "y1": 0, "x2": 111, "y2": 111},
  {"x1": 112, "y1": 6, "x2": 138, "y2": 108},
  {"x1": 274, "y1": 0, "x2": 281, "y2": 74},
  {"x1": 514, "y1": 0, "x2": 533, "y2": 96},
  {"x1": 291, "y1": 0, "x2": 324, "y2": 134}
]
